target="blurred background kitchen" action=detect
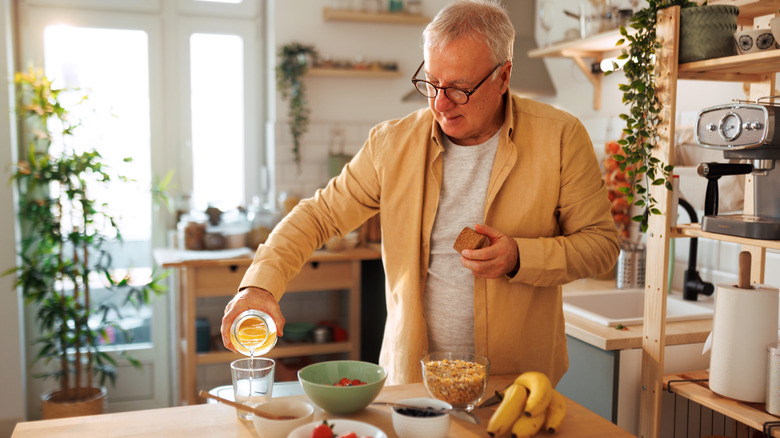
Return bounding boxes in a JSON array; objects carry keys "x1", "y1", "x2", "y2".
[{"x1": 0, "y1": 0, "x2": 777, "y2": 437}]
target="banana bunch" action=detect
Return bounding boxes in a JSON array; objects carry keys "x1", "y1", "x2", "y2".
[{"x1": 486, "y1": 371, "x2": 567, "y2": 437}]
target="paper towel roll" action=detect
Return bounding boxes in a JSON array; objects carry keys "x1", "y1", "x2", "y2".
[{"x1": 709, "y1": 283, "x2": 779, "y2": 402}]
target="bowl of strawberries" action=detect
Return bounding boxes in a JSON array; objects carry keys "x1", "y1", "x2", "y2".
[
  {"x1": 288, "y1": 419, "x2": 387, "y2": 438},
  {"x1": 297, "y1": 360, "x2": 387, "y2": 415}
]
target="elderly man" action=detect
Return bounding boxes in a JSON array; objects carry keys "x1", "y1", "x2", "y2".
[{"x1": 222, "y1": 0, "x2": 619, "y2": 385}]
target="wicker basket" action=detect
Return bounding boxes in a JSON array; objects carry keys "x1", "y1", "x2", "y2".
[
  {"x1": 41, "y1": 386, "x2": 107, "y2": 419},
  {"x1": 679, "y1": 4, "x2": 739, "y2": 63}
]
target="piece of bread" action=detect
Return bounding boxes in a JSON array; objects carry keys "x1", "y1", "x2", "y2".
[{"x1": 453, "y1": 227, "x2": 488, "y2": 254}]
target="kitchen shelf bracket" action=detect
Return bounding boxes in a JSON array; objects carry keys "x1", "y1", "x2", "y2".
[{"x1": 570, "y1": 54, "x2": 603, "y2": 110}]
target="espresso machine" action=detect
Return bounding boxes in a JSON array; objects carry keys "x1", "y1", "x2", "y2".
[{"x1": 694, "y1": 98, "x2": 780, "y2": 239}]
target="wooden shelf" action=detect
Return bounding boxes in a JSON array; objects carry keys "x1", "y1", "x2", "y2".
[
  {"x1": 307, "y1": 67, "x2": 402, "y2": 79},
  {"x1": 642, "y1": 3, "x2": 780, "y2": 436},
  {"x1": 322, "y1": 7, "x2": 430, "y2": 25},
  {"x1": 673, "y1": 222, "x2": 780, "y2": 250},
  {"x1": 528, "y1": 29, "x2": 627, "y2": 59},
  {"x1": 678, "y1": 49, "x2": 780, "y2": 82},
  {"x1": 663, "y1": 370, "x2": 780, "y2": 437},
  {"x1": 712, "y1": 0, "x2": 780, "y2": 24},
  {"x1": 527, "y1": 29, "x2": 628, "y2": 110}
]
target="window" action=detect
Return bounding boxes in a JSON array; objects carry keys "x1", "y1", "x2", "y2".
[
  {"x1": 190, "y1": 33, "x2": 245, "y2": 210},
  {"x1": 44, "y1": 24, "x2": 154, "y2": 344},
  {"x1": 45, "y1": 25, "x2": 152, "y2": 243},
  {"x1": 20, "y1": 0, "x2": 266, "y2": 409}
]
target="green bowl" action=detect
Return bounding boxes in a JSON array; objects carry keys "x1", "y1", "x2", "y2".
[
  {"x1": 284, "y1": 322, "x2": 315, "y2": 342},
  {"x1": 297, "y1": 360, "x2": 388, "y2": 414}
]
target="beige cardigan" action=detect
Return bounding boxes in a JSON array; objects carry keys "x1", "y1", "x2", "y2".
[{"x1": 240, "y1": 93, "x2": 620, "y2": 385}]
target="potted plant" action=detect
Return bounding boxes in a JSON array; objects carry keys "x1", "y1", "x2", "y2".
[
  {"x1": 610, "y1": 0, "x2": 696, "y2": 232},
  {"x1": 611, "y1": 0, "x2": 737, "y2": 232},
  {"x1": 276, "y1": 42, "x2": 318, "y2": 172},
  {"x1": 5, "y1": 67, "x2": 166, "y2": 419}
]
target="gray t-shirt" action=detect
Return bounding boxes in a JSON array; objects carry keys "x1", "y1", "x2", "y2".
[{"x1": 424, "y1": 131, "x2": 499, "y2": 353}]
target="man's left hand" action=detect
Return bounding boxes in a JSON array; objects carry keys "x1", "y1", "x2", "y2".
[{"x1": 459, "y1": 223, "x2": 519, "y2": 278}]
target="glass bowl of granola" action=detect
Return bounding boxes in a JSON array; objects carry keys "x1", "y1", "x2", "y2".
[{"x1": 420, "y1": 352, "x2": 490, "y2": 411}]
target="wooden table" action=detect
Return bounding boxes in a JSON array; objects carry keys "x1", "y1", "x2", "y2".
[{"x1": 12, "y1": 375, "x2": 636, "y2": 437}]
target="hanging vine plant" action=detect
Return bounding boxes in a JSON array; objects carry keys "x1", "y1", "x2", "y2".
[
  {"x1": 276, "y1": 42, "x2": 318, "y2": 172},
  {"x1": 609, "y1": 0, "x2": 697, "y2": 232}
]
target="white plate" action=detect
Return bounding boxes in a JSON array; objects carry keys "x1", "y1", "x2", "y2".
[{"x1": 287, "y1": 419, "x2": 387, "y2": 438}]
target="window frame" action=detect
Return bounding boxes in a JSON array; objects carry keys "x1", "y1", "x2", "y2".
[
  {"x1": 177, "y1": 0, "x2": 259, "y2": 18},
  {"x1": 176, "y1": 15, "x2": 266, "y2": 211}
]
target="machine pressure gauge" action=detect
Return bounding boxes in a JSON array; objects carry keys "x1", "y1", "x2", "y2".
[
  {"x1": 719, "y1": 112, "x2": 742, "y2": 141},
  {"x1": 696, "y1": 103, "x2": 776, "y2": 150}
]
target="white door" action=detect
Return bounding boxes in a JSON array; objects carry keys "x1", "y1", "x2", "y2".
[{"x1": 17, "y1": 0, "x2": 266, "y2": 415}]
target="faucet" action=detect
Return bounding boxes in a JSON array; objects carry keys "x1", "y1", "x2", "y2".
[{"x1": 677, "y1": 198, "x2": 714, "y2": 301}]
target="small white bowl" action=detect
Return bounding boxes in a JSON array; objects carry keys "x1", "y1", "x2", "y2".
[
  {"x1": 734, "y1": 28, "x2": 778, "y2": 55},
  {"x1": 391, "y1": 397, "x2": 452, "y2": 438},
  {"x1": 288, "y1": 419, "x2": 387, "y2": 438},
  {"x1": 324, "y1": 231, "x2": 360, "y2": 252},
  {"x1": 250, "y1": 398, "x2": 314, "y2": 438}
]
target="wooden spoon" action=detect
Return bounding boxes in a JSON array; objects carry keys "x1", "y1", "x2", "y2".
[
  {"x1": 738, "y1": 251, "x2": 753, "y2": 290},
  {"x1": 198, "y1": 389, "x2": 293, "y2": 420}
]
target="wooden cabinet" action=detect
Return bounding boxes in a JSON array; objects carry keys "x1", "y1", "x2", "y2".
[{"x1": 155, "y1": 247, "x2": 382, "y2": 405}]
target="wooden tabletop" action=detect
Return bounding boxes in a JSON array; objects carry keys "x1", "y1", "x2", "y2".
[{"x1": 12, "y1": 375, "x2": 635, "y2": 437}]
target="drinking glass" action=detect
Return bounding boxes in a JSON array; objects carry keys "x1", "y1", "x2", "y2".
[{"x1": 230, "y1": 358, "x2": 275, "y2": 420}]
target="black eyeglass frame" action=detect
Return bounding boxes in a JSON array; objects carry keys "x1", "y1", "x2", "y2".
[{"x1": 411, "y1": 61, "x2": 504, "y2": 105}]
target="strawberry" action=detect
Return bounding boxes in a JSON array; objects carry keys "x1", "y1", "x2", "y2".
[
  {"x1": 311, "y1": 421, "x2": 334, "y2": 438},
  {"x1": 340, "y1": 433, "x2": 357, "y2": 438}
]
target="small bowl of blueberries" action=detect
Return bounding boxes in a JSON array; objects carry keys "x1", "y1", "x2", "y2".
[{"x1": 391, "y1": 397, "x2": 451, "y2": 438}]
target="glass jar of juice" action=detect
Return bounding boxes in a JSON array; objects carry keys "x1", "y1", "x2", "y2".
[{"x1": 230, "y1": 310, "x2": 278, "y2": 356}]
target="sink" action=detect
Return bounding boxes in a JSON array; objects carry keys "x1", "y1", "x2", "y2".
[{"x1": 562, "y1": 289, "x2": 713, "y2": 327}]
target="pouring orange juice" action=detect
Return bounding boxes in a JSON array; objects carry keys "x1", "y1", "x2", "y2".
[{"x1": 230, "y1": 310, "x2": 278, "y2": 356}]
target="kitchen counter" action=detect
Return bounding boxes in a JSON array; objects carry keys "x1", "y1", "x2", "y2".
[
  {"x1": 562, "y1": 278, "x2": 713, "y2": 351},
  {"x1": 11, "y1": 374, "x2": 635, "y2": 438},
  {"x1": 560, "y1": 278, "x2": 714, "y2": 434}
]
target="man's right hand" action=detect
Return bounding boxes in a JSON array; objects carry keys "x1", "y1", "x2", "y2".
[{"x1": 221, "y1": 287, "x2": 286, "y2": 353}]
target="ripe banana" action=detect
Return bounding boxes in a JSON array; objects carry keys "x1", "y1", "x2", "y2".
[
  {"x1": 514, "y1": 371, "x2": 553, "y2": 417},
  {"x1": 486, "y1": 383, "x2": 528, "y2": 437},
  {"x1": 544, "y1": 389, "x2": 567, "y2": 433},
  {"x1": 510, "y1": 410, "x2": 545, "y2": 438}
]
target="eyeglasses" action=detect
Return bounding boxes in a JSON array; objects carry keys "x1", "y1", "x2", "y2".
[{"x1": 411, "y1": 61, "x2": 503, "y2": 105}]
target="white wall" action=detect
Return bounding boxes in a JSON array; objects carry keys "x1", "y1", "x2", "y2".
[
  {"x1": 0, "y1": 0, "x2": 27, "y2": 436},
  {"x1": 271, "y1": 0, "x2": 450, "y2": 197}
]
